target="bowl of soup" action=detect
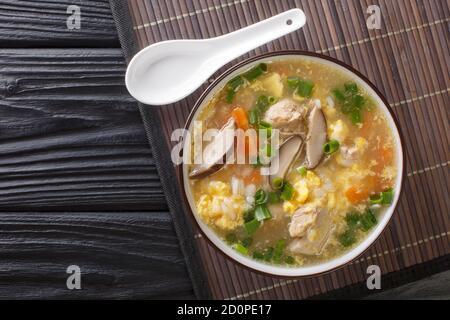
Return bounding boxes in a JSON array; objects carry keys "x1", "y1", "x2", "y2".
[{"x1": 181, "y1": 51, "x2": 404, "y2": 276}]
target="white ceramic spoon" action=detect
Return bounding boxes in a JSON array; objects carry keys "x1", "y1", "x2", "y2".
[{"x1": 125, "y1": 8, "x2": 306, "y2": 105}]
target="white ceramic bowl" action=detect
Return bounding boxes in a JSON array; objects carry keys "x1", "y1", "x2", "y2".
[{"x1": 182, "y1": 51, "x2": 404, "y2": 277}]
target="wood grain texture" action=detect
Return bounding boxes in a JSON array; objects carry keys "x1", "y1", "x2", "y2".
[
  {"x1": 0, "y1": 48, "x2": 166, "y2": 211},
  {"x1": 0, "y1": 0, "x2": 119, "y2": 47},
  {"x1": 0, "y1": 211, "x2": 194, "y2": 299},
  {"x1": 127, "y1": 0, "x2": 450, "y2": 299}
]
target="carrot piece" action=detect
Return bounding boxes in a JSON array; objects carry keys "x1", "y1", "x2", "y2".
[
  {"x1": 373, "y1": 145, "x2": 393, "y2": 174},
  {"x1": 345, "y1": 186, "x2": 369, "y2": 204},
  {"x1": 231, "y1": 107, "x2": 249, "y2": 130},
  {"x1": 243, "y1": 169, "x2": 262, "y2": 185}
]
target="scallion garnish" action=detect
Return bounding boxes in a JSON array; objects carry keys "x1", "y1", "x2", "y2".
[
  {"x1": 255, "y1": 204, "x2": 272, "y2": 221},
  {"x1": 225, "y1": 75, "x2": 244, "y2": 103},
  {"x1": 360, "y1": 208, "x2": 377, "y2": 231},
  {"x1": 369, "y1": 188, "x2": 394, "y2": 205},
  {"x1": 381, "y1": 188, "x2": 394, "y2": 205},
  {"x1": 253, "y1": 251, "x2": 264, "y2": 260},
  {"x1": 272, "y1": 177, "x2": 284, "y2": 190},
  {"x1": 241, "y1": 237, "x2": 253, "y2": 248},
  {"x1": 339, "y1": 229, "x2": 356, "y2": 247},
  {"x1": 263, "y1": 247, "x2": 274, "y2": 261},
  {"x1": 244, "y1": 218, "x2": 261, "y2": 235},
  {"x1": 286, "y1": 76, "x2": 301, "y2": 90},
  {"x1": 225, "y1": 233, "x2": 237, "y2": 244},
  {"x1": 248, "y1": 109, "x2": 259, "y2": 125},
  {"x1": 243, "y1": 63, "x2": 268, "y2": 82},
  {"x1": 323, "y1": 139, "x2": 340, "y2": 155},
  {"x1": 273, "y1": 239, "x2": 286, "y2": 263},
  {"x1": 332, "y1": 82, "x2": 366, "y2": 124},
  {"x1": 243, "y1": 208, "x2": 255, "y2": 222},
  {"x1": 285, "y1": 256, "x2": 295, "y2": 265},
  {"x1": 232, "y1": 243, "x2": 248, "y2": 255},
  {"x1": 280, "y1": 181, "x2": 294, "y2": 201},
  {"x1": 297, "y1": 79, "x2": 314, "y2": 98},
  {"x1": 258, "y1": 121, "x2": 272, "y2": 138},
  {"x1": 296, "y1": 166, "x2": 307, "y2": 177},
  {"x1": 254, "y1": 189, "x2": 269, "y2": 205}
]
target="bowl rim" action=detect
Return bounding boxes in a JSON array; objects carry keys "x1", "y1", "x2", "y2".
[{"x1": 179, "y1": 50, "x2": 406, "y2": 278}]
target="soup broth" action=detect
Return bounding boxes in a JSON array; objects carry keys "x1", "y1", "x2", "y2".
[{"x1": 186, "y1": 58, "x2": 397, "y2": 267}]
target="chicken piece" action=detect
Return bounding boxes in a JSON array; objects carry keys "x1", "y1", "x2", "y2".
[
  {"x1": 288, "y1": 208, "x2": 332, "y2": 256},
  {"x1": 263, "y1": 98, "x2": 306, "y2": 134},
  {"x1": 289, "y1": 207, "x2": 318, "y2": 238}
]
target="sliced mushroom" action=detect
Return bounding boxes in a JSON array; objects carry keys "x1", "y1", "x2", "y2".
[
  {"x1": 189, "y1": 118, "x2": 235, "y2": 179},
  {"x1": 288, "y1": 208, "x2": 332, "y2": 256},
  {"x1": 305, "y1": 105, "x2": 327, "y2": 169},
  {"x1": 268, "y1": 135, "x2": 303, "y2": 188}
]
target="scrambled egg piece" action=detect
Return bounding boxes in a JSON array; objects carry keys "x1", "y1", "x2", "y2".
[
  {"x1": 262, "y1": 73, "x2": 284, "y2": 97},
  {"x1": 328, "y1": 120, "x2": 349, "y2": 143},
  {"x1": 282, "y1": 171, "x2": 322, "y2": 214},
  {"x1": 197, "y1": 181, "x2": 246, "y2": 231},
  {"x1": 354, "y1": 137, "x2": 368, "y2": 153}
]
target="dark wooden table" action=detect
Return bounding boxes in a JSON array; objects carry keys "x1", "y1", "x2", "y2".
[{"x1": 0, "y1": 0, "x2": 447, "y2": 299}]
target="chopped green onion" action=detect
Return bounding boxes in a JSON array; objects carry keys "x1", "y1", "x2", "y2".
[
  {"x1": 286, "y1": 76, "x2": 301, "y2": 90},
  {"x1": 258, "y1": 121, "x2": 272, "y2": 138},
  {"x1": 297, "y1": 79, "x2": 314, "y2": 98},
  {"x1": 332, "y1": 88, "x2": 345, "y2": 102},
  {"x1": 369, "y1": 193, "x2": 383, "y2": 205},
  {"x1": 350, "y1": 109, "x2": 362, "y2": 124},
  {"x1": 339, "y1": 229, "x2": 356, "y2": 247},
  {"x1": 263, "y1": 247, "x2": 274, "y2": 261},
  {"x1": 244, "y1": 218, "x2": 261, "y2": 235},
  {"x1": 344, "y1": 82, "x2": 358, "y2": 94},
  {"x1": 225, "y1": 75, "x2": 244, "y2": 103},
  {"x1": 332, "y1": 83, "x2": 367, "y2": 124},
  {"x1": 243, "y1": 208, "x2": 255, "y2": 222},
  {"x1": 285, "y1": 256, "x2": 295, "y2": 265},
  {"x1": 253, "y1": 251, "x2": 264, "y2": 260},
  {"x1": 273, "y1": 239, "x2": 286, "y2": 263},
  {"x1": 280, "y1": 181, "x2": 294, "y2": 201},
  {"x1": 225, "y1": 233, "x2": 237, "y2": 244},
  {"x1": 232, "y1": 243, "x2": 248, "y2": 255},
  {"x1": 323, "y1": 139, "x2": 340, "y2": 155},
  {"x1": 268, "y1": 191, "x2": 281, "y2": 204},
  {"x1": 268, "y1": 96, "x2": 277, "y2": 104},
  {"x1": 256, "y1": 95, "x2": 270, "y2": 112},
  {"x1": 261, "y1": 143, "x2": 272, "y2": 158},
  {"x1": 351, "y1": 94, "x2": 365, "y2": 108},
  {"x1": 254, "y1": 189, "x2": 269, "y2": 205},
  {"x1": 345, "y1": 211, "x2": 361, "y2": 229},
  {"x1": 369, "y1": 188, "x2": 394, "y2": 205},
  {"x1": 241, "y1": 237, "x2": 253, "y2": 248},
  {"x1": 381, "y1": 188, "x2": 394, "y2": 205},
  {"x1": 272, "y1": 177, "x2": 284, "y2": 190},
  {"x1": 248, "y1": 109, "x2": 259, "y2": 125},
  {"x1": 360, "y1": 208, "x2": 377, "y2": 231},
  {"x1": 255, "y1": 204, "x2": 272, "y2": 221},
  {"x1": 296, "y1": 166, "x2": 307, "y2": 177},
  {"x1": 243, "y1": 63, "x2": 267, "y2": 82}
]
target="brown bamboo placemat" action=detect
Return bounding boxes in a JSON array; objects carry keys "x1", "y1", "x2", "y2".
[{"x1": 111, "y1": 0, "x2": 450, "y2": 299}]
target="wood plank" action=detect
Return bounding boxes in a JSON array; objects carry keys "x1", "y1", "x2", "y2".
[
  {"x1": 0, "y1": 0, "x2": 119, "y2": 47},
  {"x1": 0, "y1": 48, "x2": 166, "y2": 211},
  {"x1": 0, "y1": 211, "x2": 194, "y2": 299}
]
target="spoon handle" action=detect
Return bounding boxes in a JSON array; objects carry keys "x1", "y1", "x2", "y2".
[{"x1": 211, "y1": 8, "x2": 306, "y2": 63}]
